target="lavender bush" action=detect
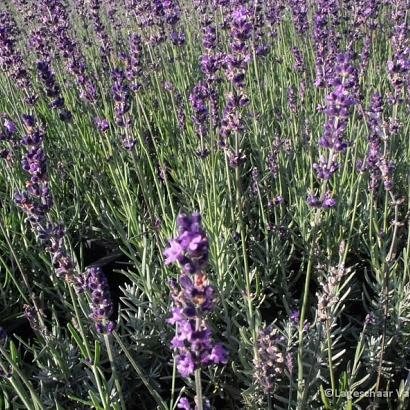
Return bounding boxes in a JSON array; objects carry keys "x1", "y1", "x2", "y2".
[{"x1": 0, "y1": 1, "x2": 409, "y2": 409}]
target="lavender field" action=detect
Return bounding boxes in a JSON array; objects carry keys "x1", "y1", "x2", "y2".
[{"x1": 0, "y1": 0, "x2": 409, "y2": 409}]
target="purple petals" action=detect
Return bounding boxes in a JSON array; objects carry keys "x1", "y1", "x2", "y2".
[
  {"x1": 164, "y1": 239, "x2": 184, "y2": 265},
  {"x1": 321, "y1": 192, "x2": 337, "y2": 209},
  {"x1": 94, "y1": 118, "x2": 109, "y2": 133},
  {"x1": 177, "y1": 397, "x2": 192, "y2": 410},
  {"x1": 166, "y1": 213, "x2": 228, "y2": 378},
  {"x1": 3, "y1": 118, "x2": 16, "y2": 134},
  {"x1": 307, "y1": 191, "x2": 337, "y2": 209},
  {"x1": 176, "y1": 352, "x2": 195, "y2": 378},
  {"x1": 313, "y1": 53, "x2": 357, "y2": 183},
  {"x1": 209, "y1": 344, "x2": 229, "y2": 365},
  {"x1": 164, "y1": 213, "x2": 209, "y2": 272},
  {"x1": 86, "y1": 267, "x2": 115, "y2": 334}
]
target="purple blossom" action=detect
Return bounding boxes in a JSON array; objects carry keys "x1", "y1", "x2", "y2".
[
  {"x1": 321, "y1": 192, "x2": 337, "y2": 208},
  {"x1": 177, "y1": 397, "x2": 192, "y2": 410},
  {"x1": 0, "y1": 11, "x2": 37, "y2": 105},
  {"x1": 219, "y1": 92, "x2": 248, "y2": 143},
  {"x1": 164, "y1": 213, "x2": 209, "y2": 274},
  {"x1": 288, "y1": 86, "x2": 298, "y2": 114},
  {"x1": 266, "y1": 0, "x2": 285, "y2": 37},
  {"x1": 41, "y1": 1, "x2": 97, "y2": 103},
  {"x1": 0, "y1": 116, "x2": 18, "y2": 163},
  {"x1": 313, "y1": 53, "x2": 357, "y2": 181},
  {"x1": 3, "y1": 118, "x2": 16, "y2": 134},
  {"x1": 86, "y1": 266, "x2": 115, "y2": 334},
  {"x1": 164, "y1": 240, "x2": 184, "y2": 265},
  {"x1": 307, "y1": 195, "x2": 322, "y2": 208},
  {"x1": 176, "y1": 352, "x2": 195, "y2": 377},
  {"x1": 126, "y1": 33, "x2": 144, "y2": 92},
  {"x1": 224, "y1": 5, "x2": 252, "y2": 89},
  {"x1": 209, "y1": 344, "x2": 229, "y2": 364},
  {"x1": 14, "y1": 115, "x2": 78, "y2": 285},
  {"x1": 361, "y1": 93, "x2": 396, "y2": 192},
  {"x1": 290, "y1": 310, "x2": 300, "y2": 324},
  {"x1": 202, "y1": 23, "x2": 216, "y2": 51},
  {"x1": 35, "y1": 60, "x2": 72, "y2": 122},
  {"x1": 388, "y1": 22, "x2": 410, "y2": 96},
  {"x1": 274, "y1": 195, "x2": 284, "y2": 206},
  {"x1": 88, "y1": 0, "x2": 113, "y2": 68},
  {"x1": 292, "y1": 47, "x2": 304, "y2": 72},
  {"x1": 177, "y1": 396, "x2": 211, "y2": 410},
  {"x1": 94, "y1": 118, "x2": 109, "y2": 133},
  {"x1": 189, "y1": 82, "x2": 209, "y2": 139},
  {"x1": 15, "y1": 115, "x2": 52, "y2": 222},
  {"x1": 23, "y1": 304, "x2": 41, "y2": 332},
  {"x1": 307, "y1": 191, "x2": 336, "y2": 209},
  {"x1": 254, "y1": 325, "x2": 285, "y2": 393},
  {"x1": 288, "y1": 0, "x2": 309, "y2": 34},
  {"x1": 166, "y1": 214, "x2": 228, "y2": 378},
  {"x1": 313, "y1": 0, "x2": 340, "y2": 88},
  {"x1": 171, "y1": 31, "x2": 185, "y2": 46}
]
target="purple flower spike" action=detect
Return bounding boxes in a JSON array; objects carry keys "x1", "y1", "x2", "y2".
[
  {"x1": 313, "y1": 53, "x2": 357, "y2": 182},
  {"x1": 86, "y1": 266, "x2": 115, "y2": 334},
  {"x1": 177, "y1": 352, "x2": 195, "y2": 377},
  {"x1": 0, "y1": 11, "x2": 37, "y2": 105},
  {"x1": 273, "y1": 195, "x2": 284, "y2": 206},
  {"x1": 254, "y1": 325, "x2": 285, "y2": 393},
  {"x1": 307, "y1": 195, "x2": 321, "y2": 208},
  {"x1": 165, "y1": 213, "x2": 228, "y2": 378}
]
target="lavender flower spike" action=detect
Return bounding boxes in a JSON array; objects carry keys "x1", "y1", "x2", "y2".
[
  {"x1": 86, "y1": 266, "x2": 115, "y2": 334},
  {"x1": 254, "y1": 325, "x2": 285, "y2": 393},
  {"x1": 165, "y1": 213, "x2": 228, "y2": 379}
]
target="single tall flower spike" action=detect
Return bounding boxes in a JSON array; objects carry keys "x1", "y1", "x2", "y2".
[
  {"x1": 313, "y1": 53, "x2": 358, "y2": 185},
  {"x1": 86, "y1": 266, "x2": 115, "y2": 334},
  {"x1": 14, "y1": 114, "x2": 75, "y2": 283},
  {"x1": 254, "y1": 325, "x2": 285, "y2": 393},
  {"x1": 165, "y1": 213, "x2": 228, "y2": 378}
]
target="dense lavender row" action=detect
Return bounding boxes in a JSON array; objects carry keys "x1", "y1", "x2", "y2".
[{"x1": 0, "y1": 0, "x2": 409, "y2": 409}]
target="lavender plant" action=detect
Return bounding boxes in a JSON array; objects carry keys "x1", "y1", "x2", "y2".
[{"x1": 0, "y1": 0, "x2": 409, "y2": 409}]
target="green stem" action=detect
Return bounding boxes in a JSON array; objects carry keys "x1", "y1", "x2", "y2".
[
  {"x1": 297, "y1": 249, "x2": 314, "y2": 407},
  {"x1": 104, "y1": 334, "x2": 126, "y2": 410},
  {"x1": 267, "y1": 394, "x2": 272, "y2": 410},
  {"x1": 68, "y1": 286, "x2": 108, "y2": 408},
  {"x1": 374, "y1": 191, "x2": 400, "y2": 399},
  {"x1": 325, "y1": 319, "x2": 336, "y2": 398},
  {"x1": 195, "y1": 368, "x2": 203, "y2": 410},
  {"x1": 234, "y1": 133, "x2": 258, "y2": 359},
  {"x1": 194, "y1": 315, "x2": 204, "y2": 410}
]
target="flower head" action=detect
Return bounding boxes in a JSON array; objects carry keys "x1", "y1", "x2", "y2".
[
  {"x1": 86, "y1": 266, "x2": 115, "y2": 334},
  {"x1": 164, "y1": 213, "x2": 209, "y2": 273},
  {"x1": 165, "y1": 213, "x2": 228, "y2": 378}
]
